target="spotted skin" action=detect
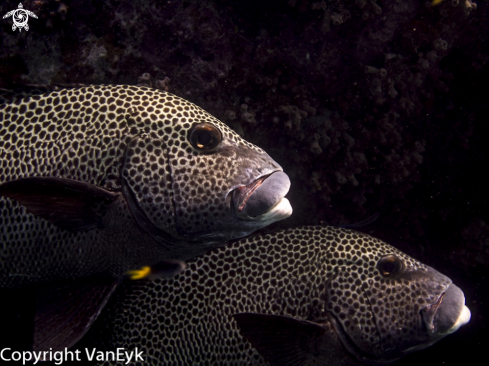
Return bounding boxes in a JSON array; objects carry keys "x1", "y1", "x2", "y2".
[
  {"x1": 84, "y1": 226, "x2": 463, "y2": 365},
  {"x1": 0, "y1": 85, "x2": 264, "y2": 185},
  {"x1": 0, "y1": 85, "x2": 288, "y2": 288}
]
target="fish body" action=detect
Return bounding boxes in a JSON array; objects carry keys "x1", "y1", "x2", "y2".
[
  {"x1": 84, "y1": 226, "x2": 471, "y2": 365},
  {"x1": 0, "y1": 84, "x2": 292, "y2": 288},
  {"x1": 0, "y1": 85, "x2": 292, "y2": 351}
]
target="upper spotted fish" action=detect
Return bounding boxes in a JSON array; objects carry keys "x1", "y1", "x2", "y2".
[
  {"x1": 82, "y1": 226, "x2": 471, "y2": 366},
  {"x1": 0, "y1": 85, "x2": 292, "y2": 350}
]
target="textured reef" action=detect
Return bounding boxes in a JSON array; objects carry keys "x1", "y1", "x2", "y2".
[{"x1": 1, "y1": 0, "x2": 488, "y2": 364}]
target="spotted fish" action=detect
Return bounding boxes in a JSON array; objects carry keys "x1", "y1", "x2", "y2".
[
  {"x1": 0, "y1": 85, "x2": 292, "y2": 351},
  {"x1": 82, "y1": 226, "x2": 471, "y2": 365}
]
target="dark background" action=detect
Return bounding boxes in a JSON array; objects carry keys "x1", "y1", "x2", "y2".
[{"x1": 1, "y1": 0, "x2": 487, "y2": 364}]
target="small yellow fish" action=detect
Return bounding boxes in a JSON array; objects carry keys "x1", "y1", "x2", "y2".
[{"x1": 127, "y1": 260, "x2": 187, "y2": 280}]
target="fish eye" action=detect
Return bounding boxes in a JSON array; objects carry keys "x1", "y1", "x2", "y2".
[
  {"x1": 376, "y1": 255, "x2": 403, "y2": 277},
  {"x1": 188, "y1": 123, "x2": 222, "y2": 151}
]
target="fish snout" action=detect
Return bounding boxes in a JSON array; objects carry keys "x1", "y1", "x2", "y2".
[
  {"x1": 420, "y1": 283, "x2": 471, "y2": 337},
  {"x1": 232, "y1": 171, "x2": 292, "y2": 222}
]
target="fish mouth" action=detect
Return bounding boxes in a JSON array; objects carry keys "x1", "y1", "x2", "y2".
[
  {"x1": 231, "y1": 171, "x2": 292, "y2": 221},
  {"x1": 420, "y1": 284, "x2": 471, "y2": 337}
]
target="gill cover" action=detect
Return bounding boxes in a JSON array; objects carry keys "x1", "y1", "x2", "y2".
[{"x1": 121, "y1": 134, "x2": 177, "y2": 243}]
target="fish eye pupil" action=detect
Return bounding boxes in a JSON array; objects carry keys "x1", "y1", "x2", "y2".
[
  {"x1": 197, "y1": 131, "x2": 212, "y2": 147},
  {"x1": 383, "y1": 262, "x2": 395, "y2": 274}
]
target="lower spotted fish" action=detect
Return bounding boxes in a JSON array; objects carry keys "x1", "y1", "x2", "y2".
[{"x1": 82, "y1": 225, "x2": 470, "y2": 366}]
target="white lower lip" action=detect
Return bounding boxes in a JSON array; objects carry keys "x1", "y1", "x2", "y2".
[
  {"x1": 254, "y1": 198, "x2": 292, "y2": 222},
  {"x1": 447, "y1": 305, "x2": 471, "y2": 334}
]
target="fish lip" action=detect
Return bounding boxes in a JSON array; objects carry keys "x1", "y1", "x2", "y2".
[
  {"x1": 226, "y1": 170, "x2": 281, "y2": 199},
  {"x1": 232, "y1": 173, "x2": 273, "y2": 214},
  {"x1": 229, "y1": 170, "x2": 292, "y2": 220},
  {"x1": 420, "y1": 291, "x2": 446, "y2": 334},
  {"x1": 419, "y1": 283, "x2": 471, "y2": 337}
]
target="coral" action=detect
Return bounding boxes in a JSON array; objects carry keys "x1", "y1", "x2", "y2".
[
  {"x1": 279, "y1": 105, "x2": 307, "y2": 132},
  {"x1": 240, "y1": 104, "x2": 256, "y2": 125},
  {"x1": 310, "y1": 133, "x2": 322, "y2": 154},
  {"x1": 137, "y1": 72, "x2": 152, "y2": 87},
  {"x1": 155, "y1": 77, "x2": 171, "y2": 91},
  {"x1": 135, "y1": 73, "x2": 171, "y2": 92}
]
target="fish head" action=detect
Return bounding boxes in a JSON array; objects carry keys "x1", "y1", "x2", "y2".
[
  {"x1": 121, "y1": 90, "x2": 292, "y2": 259},
  {"x1": 324, "y1": 232, "x2": 470, "y2": 364}
]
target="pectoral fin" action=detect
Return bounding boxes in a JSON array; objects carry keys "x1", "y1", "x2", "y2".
[
  {"x1": 0, "y1": 177, "x2": 118, "y2": 231},
  {"x1": 233, "y1": 313, "x2": 329, "y2": 366},
  {"x1": 33, "y1": 278, "x2": 120, "y2": 352}
]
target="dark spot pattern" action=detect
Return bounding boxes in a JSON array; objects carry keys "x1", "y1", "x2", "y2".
[
  {"x1": 0, "y1": 85, "x2": 283, "y2": 286},
  {"x1": 85, "y1": 226, "x2": 452, "y2": 365},
  {"x1": 1, "y1": 85, "x2": 266, "y2": 187}
]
